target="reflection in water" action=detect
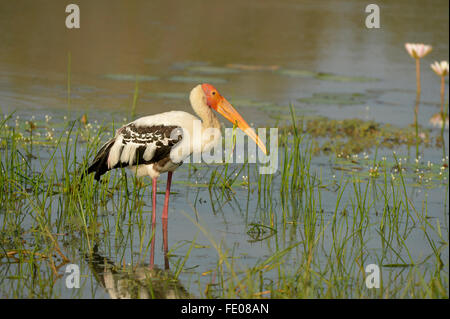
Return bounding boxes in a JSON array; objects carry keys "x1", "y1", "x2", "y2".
[
  {"x1": 86, "y1": 213, "x2": 189, "y2": 299},
  {"x1": 87, "y1": 212, "x2": 191, "y2": 299},
  {"x1": 86, "y1": 214, "x2": 189, "y2": 299},
  {"x1": 414, "y1": 97, "x2": 420, "y2": 159},
  {"x1": 87, "y1": 244, "x2": 190, "y2": 299}
]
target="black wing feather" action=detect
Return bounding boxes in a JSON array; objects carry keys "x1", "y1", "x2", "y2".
[{"x1": 85, "y1": 123, "x2": 182, "y2": 181}]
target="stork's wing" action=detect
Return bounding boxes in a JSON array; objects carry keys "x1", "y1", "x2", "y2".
[{"x1": 86, "y1": 123, "x2": 183, "y2": 181}]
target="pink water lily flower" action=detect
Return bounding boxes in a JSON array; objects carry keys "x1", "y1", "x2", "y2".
[
  {"x1": 431, "y1": 61, "x2": 449, "y2": 77},
  {"x1": 431, "y1": 60, "x2": 449, "y2": 129},
  {"x1": 405, "y1": 43, "x2": 432, "y2": 59},
  {"x1": 405, "y1": 43, "x2": 433, "y2": 160}
]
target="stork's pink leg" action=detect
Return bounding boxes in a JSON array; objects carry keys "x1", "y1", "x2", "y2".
[
  {"x1": 150, "y1": 177, "x2": 157, "y2": 268},
  {"x1": 149, "y1": 222, "x2": 156, "y2": 269},
  {"x1": 152, "y1": 177, "x2": 157, "y2": 225},
  {"x1": 162, "y1": 171, "x2": 173, "y2": 221},
  {"x1": 162, "y1": 217, "x2": 169, "y2": 270}
]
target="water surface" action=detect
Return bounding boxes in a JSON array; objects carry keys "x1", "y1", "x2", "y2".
[{"x1": 0, "y1": 0, "x2": 448, "y2": 298}]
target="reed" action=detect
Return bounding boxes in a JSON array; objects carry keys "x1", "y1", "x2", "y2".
[{"x1": 0, "y1": 109, "x2": 448, "y2": 298}]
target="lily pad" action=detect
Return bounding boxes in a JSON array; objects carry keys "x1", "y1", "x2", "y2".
[
  {"x1": 226, "y1": 64, "x2": 280, "y2": 71},
  {"x1": 315, "y1": 72, "x2": 379, "y2": 83},
  {"x1": 276, "y1": 69, "x2": 317, "y2": 78},
  {"x1": 298, "y1": 92, "x2": 368, "y2": 105},
  {"x1": 276, "y1": 68, "x2": 379, "y2": 83},
  {"x1": 103, "y1": 74, "x2": 159, "y2": 82},
  {"x1": 231, "y1": 98, "x2": 279, "y2": 109},
  {"x1": 169, "y1": 75, "x2": 227, "y2": 84},
  {"x1": 187, "y1": 65, "x2": 240, "y2": 75},
  {"x1": 171, "y1": 61, "x2": 209, "y2": 70}
]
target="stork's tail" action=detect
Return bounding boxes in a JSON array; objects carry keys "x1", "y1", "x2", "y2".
[{"x1": 82, "y1": 138, "x2": 116, "y2": 181}]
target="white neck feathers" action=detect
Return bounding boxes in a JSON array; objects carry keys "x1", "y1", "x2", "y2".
[
  {"x1": 189, "y1": 85, "x2": 222, "y2": 154},
  {"x1": 189, "y1": 85, "x2": 220, "y2": 130}
]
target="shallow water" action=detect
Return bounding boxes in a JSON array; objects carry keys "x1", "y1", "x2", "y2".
[{"x1": 0, "y1": 0, "x2": 448, "y2": 298}]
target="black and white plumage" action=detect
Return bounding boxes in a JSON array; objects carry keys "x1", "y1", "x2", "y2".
[
  {"x1": 86, "y1": 122, "x2": 184, "y2": 181},
  {"x1": 86, "y1": 84, "x2": 223, "y2": 182},
  {"x1": 84, "y1": 83, "x2": 266, "y2": 232},
  {"x1": 86, "y1": 83, "x2": 266, "y2": 182}
]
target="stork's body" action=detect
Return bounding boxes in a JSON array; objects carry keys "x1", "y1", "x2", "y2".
[
  {"x1": 85, "y1": 84, "x2": 266, "y2": 265},
  {"x1": 87, "y1": 85, "x2": 223, "y2": 181}
]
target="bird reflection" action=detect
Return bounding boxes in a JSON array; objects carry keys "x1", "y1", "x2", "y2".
[{"x1": 86, "y1": 219, "x2": 189, "y2": 299}]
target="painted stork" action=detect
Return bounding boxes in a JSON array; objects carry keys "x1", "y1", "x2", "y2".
[{"x1": 85, "y1": 83, "x2": 267, "y2": 229}]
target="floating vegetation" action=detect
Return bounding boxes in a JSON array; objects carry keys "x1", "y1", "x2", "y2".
[
  {"x1": 0, "y1": 109, "x2": 448, "y2": 299},
  {"x1": 230, "y1": 98, "x2": 281, "y2": 109},
  {"x1": 170, "y1": 63, "x2": 379, "y2": 83},
  {"x1": 330, "y1": 153, "x2": 447, "y2": 189},
  {"x1": 276, "y1": 68, "x2": 380, "y2": 82},
  {"x1": 171, "y1": 61, "x2": 209, "y2": 70},
  {"x1": 225, "y1": 64, "x2": 280, "y2": 71},
  {"x1": 168, "y1": 75, "x2": 228, "y2": 84},
  {"x1": 186, "y1": 65, "x2": 240, "y2": 75},
  {"x1": 276, "y1": 69, "x2": 317, "y2": 78},
  {"x1": 102, "y1": 74, "x2": 159, "y2": 82},
  {"x1": 282, "y1": 117, "x2": 433, "y2": 156},
  {"x1": 315, "y1": 72, "x2": 379, "y2": 82},
  {"x1": 297, "y1": 92, "x2": 372, "y2": 106}
]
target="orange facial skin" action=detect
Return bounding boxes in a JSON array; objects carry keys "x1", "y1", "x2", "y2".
[{"x1": 201, "y1": 83, "x2": 267, "y2": 155}]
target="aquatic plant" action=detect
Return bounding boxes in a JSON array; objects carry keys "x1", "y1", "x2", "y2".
[
  {"x1": 405, "y1": 43, "x2": 433, "y2": 160},
  {"x1": 405, "y1": 43, "x2": 433, "y2": 97},
  {"x1": 430, "y1": 61, "x2": 449, "y2": 130},
  {"x1": 0, "y1": 111, "x2": 448, "y2": 298}
]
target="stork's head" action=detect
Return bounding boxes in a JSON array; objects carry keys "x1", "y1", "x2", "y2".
[{"x1": 198, "y1": 83, "x2": 267, "y2": 155}]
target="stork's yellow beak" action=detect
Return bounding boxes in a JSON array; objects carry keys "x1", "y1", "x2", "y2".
[{"x1": 216, "y1": 97, "x2": 267, "y2": 155}]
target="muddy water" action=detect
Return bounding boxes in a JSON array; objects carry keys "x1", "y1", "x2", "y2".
[
  {"x1": 0, "y1": 0, "x2": 448, "y2": 298},
  {"x1": 1, "y1": 0, "x2": 448, "y2": 125}
]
